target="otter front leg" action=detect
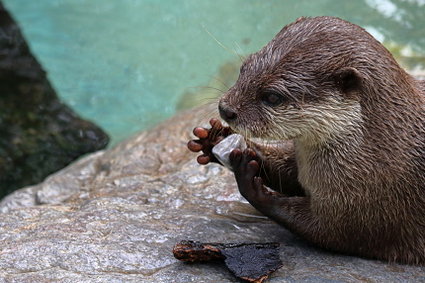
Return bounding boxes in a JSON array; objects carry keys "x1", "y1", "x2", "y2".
[
  {"x1": 229, "y1": 148, "x2": 278, "y2": 207},
  {"x1": 229, "y1": 148, "x2": 322, "y2": 244}
]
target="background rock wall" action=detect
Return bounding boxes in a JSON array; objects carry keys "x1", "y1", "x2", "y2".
[{"x1": 0, "y1": 2, "x2": 109, "y2": 197}]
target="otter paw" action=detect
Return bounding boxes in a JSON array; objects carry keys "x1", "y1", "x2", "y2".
[
  {"x1": 230, "y1": 148, "x2": 278, "y2": 206},
  {"x1": 229, "y1": 148, "x2": 259, "y2": 176},
  {"x1": 230, "y1": 148, "x2": 262, "y2": 200},
  {"x1": 187, "y1": 118, "x2": 232, "y2": 165}
]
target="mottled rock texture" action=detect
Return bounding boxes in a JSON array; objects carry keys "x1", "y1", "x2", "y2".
[
  {"x1": 0, "y1": 3, "x2": 109, "y2": 197},
  {"x1": 0, "y1": 105, "x2": 424, "y2": 282}
]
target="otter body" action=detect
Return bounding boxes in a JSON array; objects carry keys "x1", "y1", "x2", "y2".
[{"x1": 188, "y1": 16, "x2": 425, "y2": 264}]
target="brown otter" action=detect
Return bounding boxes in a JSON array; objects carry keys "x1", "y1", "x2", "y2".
[{"x1": 188, "y1": 16, "x2": 425, "y2": 264}]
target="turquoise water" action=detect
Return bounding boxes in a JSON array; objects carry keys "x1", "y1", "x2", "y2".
[{"x1": 3, "y1": 0, "x2": 425, "y2": 145}]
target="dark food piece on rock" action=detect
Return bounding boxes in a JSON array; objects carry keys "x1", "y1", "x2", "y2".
[
  {"x1": 173, "y1": 240, "x2": 283, "y2": 283},
  {"x1": 0, "y1": 3, "x2": 109, "y2": 197}
]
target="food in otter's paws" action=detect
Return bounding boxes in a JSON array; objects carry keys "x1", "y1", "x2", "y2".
[
  {"x1": 212, "y1": 134, "x2": 247, "y2": 170},
  {"x1": 173, "y1": 240, "x2": 282, "y2": 283}
]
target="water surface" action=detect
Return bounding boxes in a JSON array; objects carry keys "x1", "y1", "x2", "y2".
[{"x1": 4, "y1": 0, "x2": 425, "y2": 144}]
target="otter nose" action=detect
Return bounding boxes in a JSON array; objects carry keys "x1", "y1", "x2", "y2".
[{"x1": 218, "y1": 103, "x2": 237, "y2": 122}]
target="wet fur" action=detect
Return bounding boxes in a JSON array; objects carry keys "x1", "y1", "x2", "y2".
[{"x1": 220, "y1": 16, "x2": 425, "y2": 264}]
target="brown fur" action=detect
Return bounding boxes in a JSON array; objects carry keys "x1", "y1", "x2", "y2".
[{"x1": 219, "y1": 16, "x2": 425, "y2": 264}]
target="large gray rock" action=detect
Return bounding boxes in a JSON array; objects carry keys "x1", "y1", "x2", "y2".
[
  {"x1": 0, "y1": 105, "x2": 424, "y2": 282},
  {"x1": 0, "y1": 2, "x2": 109, "y2": 197}
]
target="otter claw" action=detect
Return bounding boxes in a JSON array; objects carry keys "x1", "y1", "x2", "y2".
[
  {"x1": 209, "y1": 118, "x2": 221, "y2": 128},
  {"x1": 247, "y1": 160, "x2": 260, "y2": 176},
  {"x1": 229, "y1": 149, "x2": 243, "y2": 168},
  {"x1": 197, "y1": 155, "x2": 210, "y2": 165},
  {"x1": 193, "y1": 127, "x2": 208, "y2": 139},
  {"x1": 245, "y1": 148, "x2": 257, "y2": 159},
  {"x1": 187, "y1": 140, "x2": 203, "y2": 152}
]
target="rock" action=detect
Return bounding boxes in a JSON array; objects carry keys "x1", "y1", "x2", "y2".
[
  {"x1": 0, "y1": 105, "x2": 423, "y2": 282},
  {"x1": 0, "y1": 2, "x2": 109, "y2": 197}
]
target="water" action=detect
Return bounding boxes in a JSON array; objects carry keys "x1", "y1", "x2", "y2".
[{"x1": 3, "y1": 0, "x2": 425, "y2": 145}]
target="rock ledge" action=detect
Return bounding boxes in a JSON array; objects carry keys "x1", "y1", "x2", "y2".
[{"x1": 0, "y1": 106, "x2": 424, "y2": 282}]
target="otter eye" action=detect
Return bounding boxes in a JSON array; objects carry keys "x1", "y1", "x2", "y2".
[{"x1": 260, "y1": 91, "x2": 284, "y2": 107}]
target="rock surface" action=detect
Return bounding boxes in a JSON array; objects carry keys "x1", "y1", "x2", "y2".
[
  {"x1": 0, "y1": 105, "x2": 424, "y2": 282},
  {"x1": 0, "y1": 2, "x2": 109, "y2": 197}
]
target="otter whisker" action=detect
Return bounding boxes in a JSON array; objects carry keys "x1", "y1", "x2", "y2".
[
  {"x1": 233, "y1": 42, "x2": 246, "y2": 62},
  {"x1": 210, "y1": 76, "x2": 231, "y2": 91},
  {"x1": 201, "y1": 24, "x2": 241, "y2": 58},
  {"x1": 187, "y1": 85, "x2": 226, "y2": 95}
]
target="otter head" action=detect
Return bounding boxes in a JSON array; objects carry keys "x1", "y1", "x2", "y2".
[{"x1": 218, "y1": 16, "x2": 396, "y2": 145}]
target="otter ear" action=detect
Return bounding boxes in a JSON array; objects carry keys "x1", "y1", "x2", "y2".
[{"x1": 333, "y1": 67, "x2": 363, "y2": 93}]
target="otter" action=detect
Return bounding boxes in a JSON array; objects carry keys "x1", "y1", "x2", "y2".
[{"x1": 188, "y1": 16, "x2": 425, "y2": 264}]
